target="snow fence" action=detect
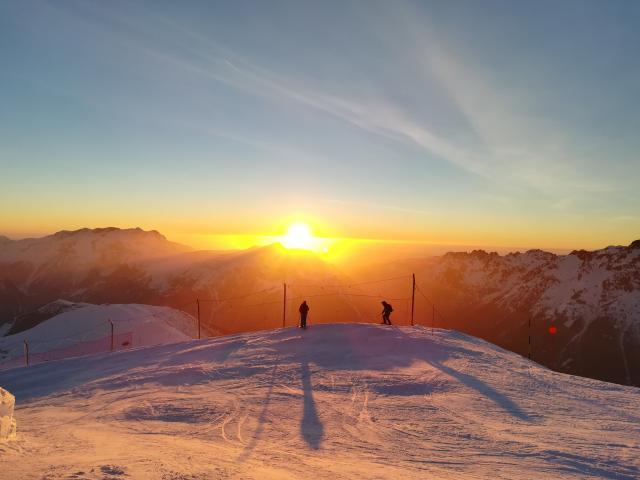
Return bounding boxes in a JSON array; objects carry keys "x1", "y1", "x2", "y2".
[
  {"x1": 0, "y1": 387, "x2": 17, "y2": 441},
  {"x1": 0, "y1": 331, "x2": 134, "y2": 370}
]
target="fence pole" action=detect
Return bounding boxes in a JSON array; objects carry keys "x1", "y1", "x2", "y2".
[
  {"x1": 109, "y1": 319, "x2": 114, "y2": 352},
  {"x1": 23, "y1": 339, "x2": 29, "y2": 366},
  {"x1": 411, "y1": 273, "x2": 416, "y2": 327},
  {"x1": 432, "y1": 304, "x2": 435, "y2": 335},
  {"x1": 197, "y1": 298, "x2": 201, "y2": 340},
  {"x1": 528, "y1": 317, "x2": 531, "y2": 361},
  {"x1": 282, "y1": 283, "x2": 287, "y2": 328}
]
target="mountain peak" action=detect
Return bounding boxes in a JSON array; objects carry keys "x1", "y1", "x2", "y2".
[{"x1": 51, "y1": 227, "x2": 167, "y2": 240}]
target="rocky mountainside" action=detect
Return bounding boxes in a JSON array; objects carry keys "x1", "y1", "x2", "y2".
[{"x1": 407, "y1": 240, "x2": 640, "y2": 386}]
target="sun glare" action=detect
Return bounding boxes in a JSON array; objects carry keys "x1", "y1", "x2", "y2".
[{"x1": 281, "y1": 222, "x2": 315, "y2": 251}]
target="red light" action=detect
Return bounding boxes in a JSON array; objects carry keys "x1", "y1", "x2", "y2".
[{"x1": 548, "y1": 325, "x2": 557, "y2": 335}]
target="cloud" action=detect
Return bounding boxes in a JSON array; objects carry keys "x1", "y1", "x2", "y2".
[{"x1": 49, "y1": 2, "x2": 624, "y2": 204}]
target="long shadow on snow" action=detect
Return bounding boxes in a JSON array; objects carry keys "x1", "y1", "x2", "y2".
[
  {"x1": 279, "y1": 324, "x2": 531, "y2": 422},
  {"x1": 395, "y1": 327, "x2": 531, "y2": 421},
  {"x1": 299, "y1": 357, "x2": 324, "y2": 449},
  {"x1": 237, "y1": 360, "x2": 280, "y2": 462},
  {"x1": 427, "y1": 359, "x2": 530, "y2": 421}
]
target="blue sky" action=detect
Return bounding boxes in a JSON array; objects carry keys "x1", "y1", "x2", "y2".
[{"x1": 1, "y1": 0, "x2": 639, "y2": 249}]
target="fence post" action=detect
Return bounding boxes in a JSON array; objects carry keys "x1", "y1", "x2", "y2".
[
  {"x1": 23, "y1": 339, "x2": 29, "y2": 366},
  {"x1": 411, "y1": 273, "x2": 416, "y2": 327},
  {"x1": 528, "y1": 317, "x2": 531, "y2": 360},
  {"x1": 432, "y1": 304, "x2": 435, "y2": 335},
  {"x1": 282, "y1": 283, "x2": 287, "y2": 328},
  {"x1": 197, "y1": 298, "x2": 201, "y2": 340},
  {"x1": 109, "y1": 319, "x2": 114, "y2": 352}
]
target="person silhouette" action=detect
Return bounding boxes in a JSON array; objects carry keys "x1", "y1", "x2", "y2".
[
  {"x1": 299, "y1": 300, "x2": 310, "y2": 329},
  {"x1": 381, "y1": 301, "x2": 393, "y2": 325}
]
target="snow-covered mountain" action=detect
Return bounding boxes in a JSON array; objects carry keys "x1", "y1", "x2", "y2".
[
  {"x1": 395, "y1": 241, "x2": 640, "y2": 386},
  {"x1": 0, "y1": 324, "x2": 638, "y2": 479},
  {"x1": 0, "y1": 303, "x2": 202, "y2": 369},
  {"x1": 3, "y1": 228, "x2": 639, "y2": 386},
  {"x1": 0, "y1": 228, "x2": 191, "y2": 324},
  {"x1": 0, "y1": 227, "x2": 190, "y2": 267},
  {"x1": 0, "y1": 228, "x2": 352, "y2": 334}
]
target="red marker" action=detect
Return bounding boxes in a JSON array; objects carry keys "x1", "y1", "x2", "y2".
[{"x1": 548, "y1": 325, "x2": 557, "y2": 335}]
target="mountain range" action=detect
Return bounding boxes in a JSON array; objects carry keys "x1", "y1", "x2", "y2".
[{"x1": 0, "y1": 227, "x2": 638, "y2": 386}]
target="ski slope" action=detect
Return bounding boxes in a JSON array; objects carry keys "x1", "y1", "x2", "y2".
[
  {"x1": 0, "y1": 324, "x2": 638, "y2": 479},
  {"x1": 0, "y1": 303, "x2": 198, "y2": 368}
]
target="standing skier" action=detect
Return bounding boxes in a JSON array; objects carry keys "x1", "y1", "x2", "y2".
[
  {"x1": 381, "y1": 301, "x2": 393, "y2": 325},
  {"x1": 299, "y1": 300, "x2": 310, "y2": 329}
]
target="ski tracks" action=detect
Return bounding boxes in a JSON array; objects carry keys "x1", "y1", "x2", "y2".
[{"x1": 219, "y1": 399, "x2": 247, "y2": 446}]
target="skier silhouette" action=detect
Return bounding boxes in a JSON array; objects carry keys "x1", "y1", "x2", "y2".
[
  {"x1": 381, "y1": 301, "x2": 393, "y2": 325},
  {"x1": 299, "y1": 300, "x2": 310, "y2": 329}
]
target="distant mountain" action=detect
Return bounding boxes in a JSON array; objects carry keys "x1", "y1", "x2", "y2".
[
  {"x1": 383, "y1": 241, "x2": 640, "y2": 386},
  {"x1": 0, "y1": 228, "x2": 355, "y2": 334},
  {"x1": 0, "y1": 228, "x2": 191, "y2": 325}
]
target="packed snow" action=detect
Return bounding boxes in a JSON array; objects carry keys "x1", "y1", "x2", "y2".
[
  {"x1": 0, "y1": 323, "x2": 638, "y2": 479},
  {"x1": 0, "y1": 303, "x2": 199, "y2": 368}
]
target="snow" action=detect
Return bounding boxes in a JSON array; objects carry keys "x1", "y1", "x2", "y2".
[
  {"x1": 0, "y1": 387, "x2": 17, "y2": 441},
  {"x1": 0, "y1": 304, "x2": 198, "y2": 368},
  {"x1": 433, "y1": 245, "x2": 640, "y2": 337},
  {"x1": 0, "y1": 323, "x2": 638, "y2": 479},
  {"x1": 0, "y1": 228, "x2": 190, "y2": 290}
]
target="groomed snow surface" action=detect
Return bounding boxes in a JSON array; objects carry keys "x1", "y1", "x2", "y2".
[
  {"x1": 0, "y1": 303, "x2": 197, "y2": 369},
  {"x1": 1, "y1": 324, "x2": 639, "y2": 479}
]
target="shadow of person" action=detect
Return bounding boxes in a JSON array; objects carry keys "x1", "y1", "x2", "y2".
[
  {"x1": 236, "y1": 360, "x2": 279, "y2": 463},
  {"x1": 300, "y1": 359, "x2": 324, "y2": 449},
  {"x1": 428, "y1": 359, "x2": 531, "y2": 421}
]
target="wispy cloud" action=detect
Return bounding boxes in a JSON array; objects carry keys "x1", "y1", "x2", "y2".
[{"x1": 48, "y1": 1, "x2": 631, "y2": 207}]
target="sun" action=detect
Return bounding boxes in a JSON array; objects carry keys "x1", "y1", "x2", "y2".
[{"x1": 281, "y1": 222, "x2": 315, "y2": 251}]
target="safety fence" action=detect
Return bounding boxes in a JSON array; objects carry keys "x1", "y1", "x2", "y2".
[
  {"x1": 181, "y1": 273, "x2": 449, "y2": 338},
  {"x1": 0, "y1": 273, "x2": 448, "y2": 370},
  {"x1": 0, "y1": 331, "x2": 134, "y2": 369},
  {"x1": 0, "y1": 329, "x2": 134, "y2": 370}
]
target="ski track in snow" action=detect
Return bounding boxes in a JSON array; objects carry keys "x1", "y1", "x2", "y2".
[{"x1": 0, "y1": 323, "x2": 639, "y2": 479}]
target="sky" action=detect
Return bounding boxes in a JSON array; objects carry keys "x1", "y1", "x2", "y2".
[{"x1": 1, "y1": 0, "x2": 639, "y2": 251}]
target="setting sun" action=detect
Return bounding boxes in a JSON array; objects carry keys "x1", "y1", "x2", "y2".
[{"x1": 281, "y1": 222, "x2": 315, "y2": 251}]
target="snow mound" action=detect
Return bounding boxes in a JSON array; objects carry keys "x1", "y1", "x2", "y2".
[
  {"x1": 0, "y1": 303, "x2": 198, "y2": 368},
  {"x1": 0, "y1": 387, "x2": 16, "y2": 441},
  {"x1": 0, "y1": 323, "x2": 638, "y2": 479}
]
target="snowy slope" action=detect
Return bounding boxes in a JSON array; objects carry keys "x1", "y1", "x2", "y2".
[
  {"x1": 0, "y1": 303, "x2": 200, "y2": 368},
  {"x1": 0, "y1": 324, "x2": 638, "y2": 479}
]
